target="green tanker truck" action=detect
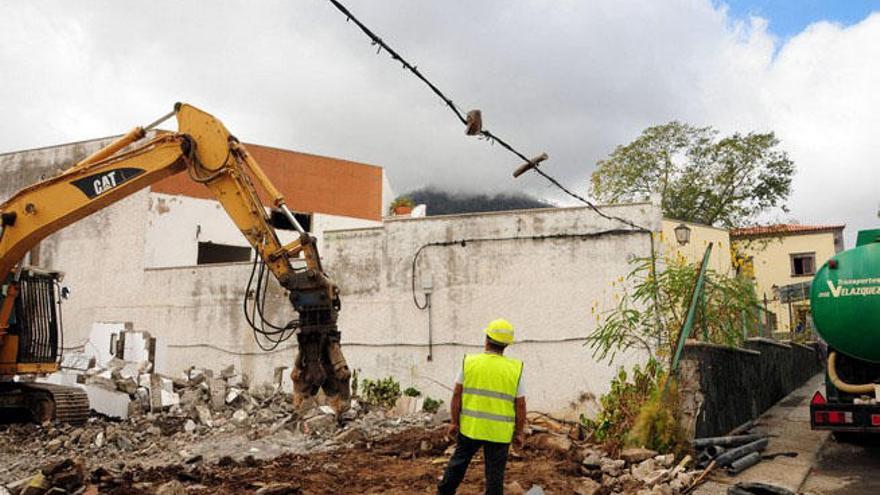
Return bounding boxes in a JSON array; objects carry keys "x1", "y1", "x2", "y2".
[{"x1": 810, "y1": 228, "x2": 880, "y2": 433}]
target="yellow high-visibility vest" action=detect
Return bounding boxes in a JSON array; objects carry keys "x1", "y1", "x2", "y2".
[{"x1": 459, "y1": 353, "x2": 523, "y2": 443}]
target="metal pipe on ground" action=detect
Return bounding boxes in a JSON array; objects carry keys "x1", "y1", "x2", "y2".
[
  {"x1": 727, "y1": 451, "x2": 762, "y2": 475},
  {"x1": 706, "y1": 445, "x2": 726, "y2": 458},
  {"x1": 713, "y1": 438, "x2": 769, "y2": 467},
  {"x1": 693, "y1": 433, "x2": 766, "y2": 449}
]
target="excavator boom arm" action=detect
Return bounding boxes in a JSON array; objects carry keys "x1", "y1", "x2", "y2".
[{"x1": 0, "y1": 103, "x2": 350, "y2": 410}]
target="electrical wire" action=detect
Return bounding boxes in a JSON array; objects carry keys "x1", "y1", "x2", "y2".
[
  {"x1": 324, "y1": 0, "x2": 650, "y2": 234},
  {"x1": 411, "y1": 229, "x2": 649, "y2": 309}
]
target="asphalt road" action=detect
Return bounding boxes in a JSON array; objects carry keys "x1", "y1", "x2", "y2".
[{"x1": 801, "y1": 434, "x2": 880, "y2": 494}]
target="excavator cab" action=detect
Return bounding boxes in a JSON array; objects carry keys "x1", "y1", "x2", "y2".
[{"x1": 0, "y1": 268, "x2": 89, "y2": 424}]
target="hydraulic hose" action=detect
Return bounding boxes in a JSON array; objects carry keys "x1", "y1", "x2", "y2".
[{"x1": 828, "y1": 351, "x2": 877, "y2": 394}]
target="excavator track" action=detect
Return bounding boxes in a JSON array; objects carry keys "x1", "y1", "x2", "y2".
[{"x1": 18, "y1": 383, "x2": 90, "y2": 425}]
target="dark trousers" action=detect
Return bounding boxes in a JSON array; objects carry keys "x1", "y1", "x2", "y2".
[{"x1": 437, "y1": 433, "x2": 510, "y2": 495}]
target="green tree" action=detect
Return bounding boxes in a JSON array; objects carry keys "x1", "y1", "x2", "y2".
[{"x1": 590, "y1": 122, "x2": 795, "y2": 228}]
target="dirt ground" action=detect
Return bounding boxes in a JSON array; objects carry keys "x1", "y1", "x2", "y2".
[{"x1": 96, "y1": 427, "x2": 583, "y2": 494}]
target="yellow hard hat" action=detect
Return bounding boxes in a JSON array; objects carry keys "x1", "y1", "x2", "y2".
[{"x1": 484, "y1": 318, "x2": 515, "y2": 345}]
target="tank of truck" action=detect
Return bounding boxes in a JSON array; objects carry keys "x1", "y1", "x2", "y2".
[{"x1": 810, "y1": 229, "x2": 880, "y2": 363}]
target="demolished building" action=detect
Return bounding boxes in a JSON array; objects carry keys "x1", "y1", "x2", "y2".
[{"x1": 2, "y1": 136, "x2": 664, "y2": 418}]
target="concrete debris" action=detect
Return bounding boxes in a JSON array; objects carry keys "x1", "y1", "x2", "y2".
[
  {"x1": 393, "y1": 395, "x2": 425, "y2": 416},
  {"x1": 183, "y1": 419, "x2": 197, "y2": 433},
  {"x1": 531, "y1": 432, "x2": 572, "y2": 454},
  {"x1": 621, "y1": 447, "x2": 659, "y2": 464},
  {"x1": 1, "y1": 361, "x2": 452, "y2": 488},
  {"x1": 195, "y1": 405, "x2": 214, "y2": 428},
  {"x1": 82, "y1": 385, "x2": 131, "y2": 420},
  {"x1": 155, "y1": 480, "x2": 187, "y2": 495},
  {"x1": 7, "y1": 458, "x2": 87, "y2": 495}
]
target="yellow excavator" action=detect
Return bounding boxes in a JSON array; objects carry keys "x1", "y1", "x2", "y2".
[{"x1": 0, "y1": 103, "x2": 351, "y2": 423}]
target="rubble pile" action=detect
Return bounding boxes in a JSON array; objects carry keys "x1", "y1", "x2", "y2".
[
  {"x1": 0, "y1": 364, "x2": 445, "y2": 490},
  {"x1": 501, "y1": 413, "x2": 703, "y2": 495},
  {"x1": 573, "y1": 445, "x2": 700, "y2": 495}
]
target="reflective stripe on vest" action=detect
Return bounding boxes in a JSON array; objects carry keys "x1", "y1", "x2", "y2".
[{"x1": 459, "y1": 353, "x2": 523, "y2": 443}]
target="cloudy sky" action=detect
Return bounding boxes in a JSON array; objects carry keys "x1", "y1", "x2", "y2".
[{"x1": 1, "y1": 1, "x2": 878, "y2": 242}]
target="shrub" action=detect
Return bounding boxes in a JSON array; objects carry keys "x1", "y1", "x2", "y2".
[
  {"x1": 423, "y1": 397, "x2": 444, "y2": 414},
  {"x1": 361, "y1": 376, "x2": 401, "y2": 408},
  {"x1": 403, "y1": 387, "x2": 422, "y2": 397},
  {"x1": 580, "y1": 358, "x2": 663, "y2": 455},
  {"x1": 389, "y1": 196, "x2": 415, "y2": 213},
  {"x1": 627, "y1": 376, "x2": 688, "y2": 456}
]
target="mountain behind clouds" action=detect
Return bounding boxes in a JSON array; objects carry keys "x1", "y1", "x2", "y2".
[{"x1": 404, "y1": 187, "x2": 552, "y2": 216}]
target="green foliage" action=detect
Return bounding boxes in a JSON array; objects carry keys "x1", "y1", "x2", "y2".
[
  {"x1": 580, "y1": 358, "x2": 663, "y2": 455},
  {"x1": 403, "y1": 386, "x2": 422, "y2": 397},
  {"x1": 628, "y1": 377, "x2": 688, "y2": 456},
  {"x1": 389, "y1": 195, "x2": 415, "y2": 213},
  {"x1": 590, "y1": 122, "x2": 795, "y2": 228},
  {"x1": 422, "y1": 396, "x2": 444, "y2": 414},
  {"x1": 585, "y1": 253, "x2": 758, "y2": 364},
  {"x1": 361, "y1": 376, "x2": 401, "y2": 408}
]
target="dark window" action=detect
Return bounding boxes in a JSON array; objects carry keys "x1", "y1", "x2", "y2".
[
  {"x1": 269, "y1": 209, "x2": 312, "y2": 232},
  {"x1": 766, "y1": 312, "x2": 778, "y2": 331},
  {"x1": 197, "y1": 242, "x2": 252, "y2": 265},
  {"x1": 790, "y1": 252, "x2": 816, "y2": 277}
]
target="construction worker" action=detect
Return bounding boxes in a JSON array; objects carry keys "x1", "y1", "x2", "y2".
[{"x1": 438, "y1": 319, "x2": 526, "y2": 495}]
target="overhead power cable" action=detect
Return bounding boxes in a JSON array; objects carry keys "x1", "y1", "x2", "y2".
[{"x1": 324, "y1": 0, "x2": 649, "y2": 233}]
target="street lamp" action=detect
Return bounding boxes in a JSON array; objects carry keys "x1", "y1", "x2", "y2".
[{"x1": 674, "y1": 223, "x2": 692, "y2": 245}]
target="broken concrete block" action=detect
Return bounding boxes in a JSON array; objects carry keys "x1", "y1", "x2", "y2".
[
  {"x1": 60, "y1": 352, "x2": 95, "y2": 371},
  {"x1": 392, "y1": 396, "x2": 425, "y2": 416},
  {"x1": 621, "y1": 447, "x2": 659, "y2": 465},
  {"x1": 155, "y1": 480, "x2": 186, "y2": 495},
  {"x1": 120, "y1": 330, "x2": 153, "y2": 363},
  {"x1": 147, "y1": 374, "x2": 176, "y2": 410},
  {"x1": 160, "y1": 390, "x2": 180, "y2": 408},
  {"x1": 195, "y1": 405, "x2": 213, "y2": 427},
  {"x1": 84, "y1": 384, "x2": 131, "y2": 419},
  {"x1": 84, "y1": 372, "x2": 116, "y2": 392},
  {"x1": 179, "y1": 388, "x2": 202, "y2": 409},
  {"x1": 183, "y1": 419, "x2": 196, "y2": 433},
  {"x1": 225, "y1": 387, "x2": 242, "y2": 405},
  {"x1": 115, "y1": 377, "x2": 138, "y2": 395},
  {"x1": 119, "y1": 361, "x2": 148, "y2": 380},
  {"x1": 302, "y1": 413, "x2": 336, "y2": 435},
  {"x1": 274, "y1": 366, "x2": 293, "y2": 394},
  {"x1": 574, "y1": 478, "x2": 601, "y2": 495},
  {"x1": 631, "y1": 458, "x2": 658, "y2": 483},
  {"x1": 532, "y1": 433, "x2": 572, "y2": 454},
  {"x1": 232, "y1": 409, "x2": 248, "y2": 423},
  {"x1": 209, "y1": 378, "x2": 227, "y2": 410},
  {"x1": 38, "y1": 370, "x2": 81, "y2": 387},
  {"x1": 187, "y1": 367, "x2": 212, "y2": 386},
  {"x1": 84, "y1": 322, "x2": 131, "y2": 367}
]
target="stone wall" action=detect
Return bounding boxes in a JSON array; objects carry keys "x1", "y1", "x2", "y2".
[{"x1": 678, "y1": 338, "x2": 821, "y2": 438}]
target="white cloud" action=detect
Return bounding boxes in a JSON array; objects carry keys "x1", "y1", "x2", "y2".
[{"x1": 0, "y1": 1, "x2": 877, "y2": 241}]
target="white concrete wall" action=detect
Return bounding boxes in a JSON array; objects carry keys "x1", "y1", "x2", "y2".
[
  {"x1": 323, "y1": 203, "x2": 661, "y2": 417},
  {"x1": 4, "y1": 140, "x2": 664, "y2": 418},
  {"x1": 144, "y1": 192, "x2": 381, "y2": 268}
]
